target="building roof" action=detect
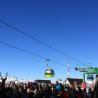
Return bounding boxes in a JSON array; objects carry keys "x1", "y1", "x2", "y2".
[
  {"x1": 67, "y1": 78, "x2": 83, "y2": 85},
  {"x1": 34, "y1": 80, "x2": 51, "y2": 83}
]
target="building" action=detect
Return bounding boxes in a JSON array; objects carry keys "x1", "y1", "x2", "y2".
[
  {"x1": 34, "y1": 80, "x2": 51, "y2": 84},
  {"x1": 66, "y1": 78, "x2": 83, "y2": 86}
]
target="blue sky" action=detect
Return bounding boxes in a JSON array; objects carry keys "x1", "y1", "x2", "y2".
[{"x1": 0, "y1": 0, "x2": 98, "y2": 81}]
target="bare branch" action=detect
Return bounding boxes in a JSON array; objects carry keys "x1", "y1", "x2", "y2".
[
  {"x1": 0, "y1": 72, "x2": 3, "y2": 79},
  {"x1": 5, "y1": 73, "x2": 8, "y2": 78}
]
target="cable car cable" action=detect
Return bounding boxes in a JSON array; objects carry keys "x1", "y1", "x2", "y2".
[
  {"x1": 0, "y1": 20, "x2": 85, "y2": 65},
  {"x1": 0, "y1": 40, "x2": 74, "y2": 68}
]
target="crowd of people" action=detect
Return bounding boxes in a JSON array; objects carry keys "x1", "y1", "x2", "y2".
[{"x1": 0, "y1": 75, "x2": 98, "y2": 98}]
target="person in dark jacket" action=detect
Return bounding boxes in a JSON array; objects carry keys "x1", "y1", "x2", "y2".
[{"x1": 94, "y1": 75, "x2": 98, "y2": 98}]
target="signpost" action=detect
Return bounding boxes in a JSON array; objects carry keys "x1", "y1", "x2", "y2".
[
  {"x1": 75, "y1": 66, "x2": 92, "y2": 82},
  {"x1": 75, "y1": 67, "x2": 98, "y2": 82}
]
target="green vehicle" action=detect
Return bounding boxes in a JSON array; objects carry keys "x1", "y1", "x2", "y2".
[{"x1": 44, "y1": 67, "x2": 55, "y2": 78}]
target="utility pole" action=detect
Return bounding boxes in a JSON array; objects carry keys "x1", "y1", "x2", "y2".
[{"x1": 67, "y1": 60, "x2": 70, "y2": 78}]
